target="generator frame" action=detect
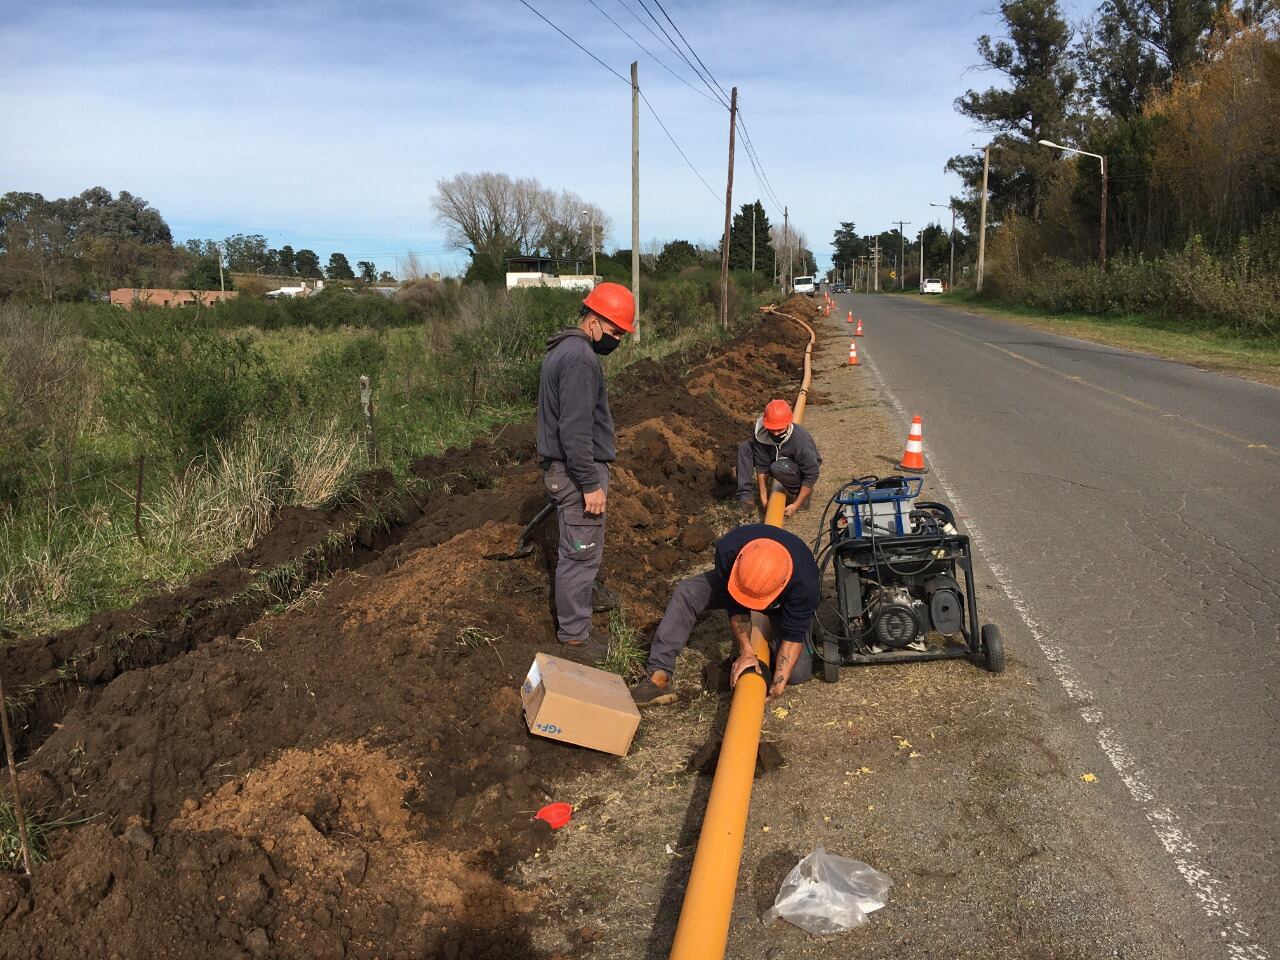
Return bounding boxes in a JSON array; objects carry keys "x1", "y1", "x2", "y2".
[{"x1": 814, "y1": 488, "x2": 1003, "y2": 681}]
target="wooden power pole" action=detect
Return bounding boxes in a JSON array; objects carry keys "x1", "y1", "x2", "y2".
[
  {"x1": 977, "y1": 144, "x2": 990, "y2": 293},
  {"x1": 719, "y1": 86, "x2": 737, "y2": 329},
  {"x1": 631, "y1": 60, "x2": 641, "y2": 340},
  {"x1": 782, "y1": 206, "x2": 789, "y2": 293}
]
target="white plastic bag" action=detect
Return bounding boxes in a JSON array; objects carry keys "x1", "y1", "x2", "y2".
[{"x1": 762, "y1": 845, "x2": 893, "y2": 936}]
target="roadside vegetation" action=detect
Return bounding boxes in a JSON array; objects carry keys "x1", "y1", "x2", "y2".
[
  {"x1": 0, "y1": 268, "x2": 773, "y2": 641},
  {"x1": 831, "y1": 8, "x2": 1278, "y2": 354}
]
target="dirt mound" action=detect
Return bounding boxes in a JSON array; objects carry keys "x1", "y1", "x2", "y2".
[{"x1": 0, "y1": 302, "x2": 817, "y2": 957}]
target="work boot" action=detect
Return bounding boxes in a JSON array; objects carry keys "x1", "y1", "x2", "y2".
[
  {"x1": 631, "y1": 670, "x2": 677, "y2": 707},
  {"x1": 591, "y1": 581, "x2": 620, "y2": 613},
  {"x1": 557, "y1": 635, "x2": 609, "y2": 662}
]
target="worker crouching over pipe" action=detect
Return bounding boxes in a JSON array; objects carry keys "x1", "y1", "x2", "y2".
[
  {"x1": 735, "y1": 399, "x2": 822, "y2": 518},
  {"x1": 630, "y1": 525, "x2": 820, "y2": 706}
]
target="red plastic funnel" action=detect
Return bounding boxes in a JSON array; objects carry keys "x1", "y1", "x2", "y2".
[{"x1": 535, "y1": 802, "x2": 573, "y2": 830}]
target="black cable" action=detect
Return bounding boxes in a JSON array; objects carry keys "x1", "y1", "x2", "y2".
[
  {"x1": 584, "y1": 0, "x2": 721, "y2": 104},
  {"x1": 632, "y1": 0, "x2": 730, "y2": 108},
  {"x1": 515, "y1": 0, "x2": 721, "y2": 205},
  {"x1": 652, "y1": 0, "x2": 732, "y2": 103},
  {"x1": 515, "y1": 0, "x2": 631, "y2": 84}
]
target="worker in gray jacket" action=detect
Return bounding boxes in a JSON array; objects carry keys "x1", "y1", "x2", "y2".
[
  {"x1": 536, "y1": 282, "x2": 635, "y2": 658},
  {"x1": 736, "y1": 399, "x2": 822, "y2": 517}
]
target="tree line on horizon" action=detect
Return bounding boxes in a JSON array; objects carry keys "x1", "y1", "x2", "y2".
[{"x1": 938, "y1": 0, "x2": 1277, "y2": 294}]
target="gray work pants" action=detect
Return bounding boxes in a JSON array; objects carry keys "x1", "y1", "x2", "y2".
[
  {"x1": 646, "y1": 570, "x2": 813, "y2": 684},
  {"x1": 544, "y1": 461, "x2": 608, "y2": 644},
  {"x1": 736, "y1": 440, "x2": 801, "y2": 505}
]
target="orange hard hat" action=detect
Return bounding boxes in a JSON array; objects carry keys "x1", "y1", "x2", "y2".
[
  {"x1": 762, "y1": 399, "x2": 793, "y2": 432},
  {"x1": 582, "y1": 282, "x2": 636, "y2": 333},
  {"x1": 727, "y1": 538, "x2": 794, "y2": 610}
]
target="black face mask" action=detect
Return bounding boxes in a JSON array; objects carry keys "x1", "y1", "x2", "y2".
[
  {"x1": 592, "y1": 332, "x2": 621, "y2": 356},
  {"x1": 768, "y1": 431, "x2": 788, "y2": 444}
]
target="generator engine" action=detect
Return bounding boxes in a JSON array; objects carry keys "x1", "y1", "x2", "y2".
[{"x1": 813, "y1": 475, "x2": 1003, "y2": 677}]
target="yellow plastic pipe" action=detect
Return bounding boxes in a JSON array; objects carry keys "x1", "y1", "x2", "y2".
[{"x1": 669, "y1": 308, "x2": 815, "y2": 959}]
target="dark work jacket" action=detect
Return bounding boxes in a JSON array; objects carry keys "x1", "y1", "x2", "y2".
[
  {"x1": 536, "y1": 328, "x2": 616, "y2": 493},
  {"x1": 712, "y1": 524, "x2": 820, "y2": 645},
  {"x1": 747, "y1": 420, "x2": 822, "y2": 487}
]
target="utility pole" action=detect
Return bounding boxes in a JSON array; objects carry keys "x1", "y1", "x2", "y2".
[
  {"x1": 718, "y1": 86, "x2": 737, "y2": 329},
  {"x1": 873, "y1": 236, "x2": 880, "y2": 292},
  {"x1": 750, "y1": 203, "x2": 756, "y2": 294},
  {"x1": 782, "y1": 206, "x2": 789, "y2": 293},
  {"x1": 215, "y1": 241, "x2": 225, "y2": 293},
  {"x1": 918, "y1": 229, "x2": 924, "y2": 289},
  {"x1": 977, "y1": 143, "x2": 990, "y2": 293},
  {"x1": 893, "y1": 221, "x2": 911, "y2": 291},
  {"x1": 631, "y1": 60, "x2": 641, "y2": 340},
  {"x1": 1099, "y1": 155, "x2": 1108, "y2": 272}
]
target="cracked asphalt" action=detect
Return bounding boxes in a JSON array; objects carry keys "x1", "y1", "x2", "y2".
[{"x1": 828, "y1": 291, "x2": 1279, "y2": 957}]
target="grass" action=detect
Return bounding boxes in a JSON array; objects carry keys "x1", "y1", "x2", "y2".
[
  {"x1": 597, "y1": 606, "x2": 647, "y2": 682},
  {"x1": 2, "y1": 277, "x2": 776, "y2": 642},
  {"x1": 0, "y1": 799, "x2": 90, "y2": 870},
  {"x1": 915, "y1": 289, "x2": 1280, "y2": 387}
]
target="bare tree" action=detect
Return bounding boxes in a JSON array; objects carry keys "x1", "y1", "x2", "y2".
[
  {"x1": 431, "y1": 172, "x2": 612, "y2": 267},
  {"x1": 432, "y1": 171, "x2": 545, "y2": 265},
  {"x1": 398, "y1": 251, "x2": 424, "y2": 282}
]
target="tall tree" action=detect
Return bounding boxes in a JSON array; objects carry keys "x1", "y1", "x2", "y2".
[
  {"x1": 654, "y1": 239, "x2": 703, "y2": 277},
  {"x1": 946, "y1": 0, "x2": 1079, "y2": 223},
  {"x1": 726, "y1": 200, "x2": 773, "y2": 272},
  {"x1": 294, "y1": 249, "x2": 322, "y2": 279},
  {"x1": 356, "y1": 260, "x2": 377, "y2": 284},
  {"x1": 276, "y1": 244, "x2": 296, "y2": 276},
  {"x1": 326, "y1": 252, "x2": 356, "y2": 280}
]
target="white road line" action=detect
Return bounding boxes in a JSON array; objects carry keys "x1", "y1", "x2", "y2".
[{"x1": 857, "y1": 341, "x2": 1270, "y2": 960}]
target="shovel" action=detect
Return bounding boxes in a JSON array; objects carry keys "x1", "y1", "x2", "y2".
[{"x1": 486, "y1": 502, "x2": 555, "y2": 561}]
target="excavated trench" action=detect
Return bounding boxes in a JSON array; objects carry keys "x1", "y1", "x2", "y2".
[{"x1": 0, "y1": 301, "x2": 819, "y2": 960}]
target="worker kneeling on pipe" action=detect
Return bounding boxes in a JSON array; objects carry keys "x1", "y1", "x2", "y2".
[
  {"x1": 631, "y1": 525, "x2": 820, "y2": 706},
  {"x1": 735, "y1": 399, "x2": 821, "y2": 517}
]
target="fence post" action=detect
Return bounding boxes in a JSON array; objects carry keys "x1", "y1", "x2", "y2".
[
  {"x1": 0, "y1": 668, "x2": 36, "y2": 875},
  {"x1": 359, "y1": 375, "x2": 378, "y2": 464},
  {"x1": 133, "y1": 454, "x2": 145, "y2": 544}
]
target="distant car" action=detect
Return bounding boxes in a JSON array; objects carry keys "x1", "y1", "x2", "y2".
[
  {"x1": 833, "y1": 282, "x2": 848, "y2": 293},
  {"x1": 792, "y1": 275, "x2": 816, "y2": 297},
  {"x1": 921, "y1": 279, "x2": 944, "y2": 294}
]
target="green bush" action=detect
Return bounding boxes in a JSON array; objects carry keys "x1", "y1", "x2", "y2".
[
  {"x1": 987, "y1": 230, "x2": 1280, "y2": 337},
  {"x1": 98, "y1": 307, "x2": 283, "y2": 459}
]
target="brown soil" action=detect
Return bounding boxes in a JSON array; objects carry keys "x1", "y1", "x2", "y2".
[{"x1": 0, "y1": 299, "x2": 819, "y2": 959}]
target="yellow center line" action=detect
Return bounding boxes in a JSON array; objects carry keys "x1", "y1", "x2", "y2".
[{"x1": 909, "y1": 312, "x2": 1277, "y2": 456}]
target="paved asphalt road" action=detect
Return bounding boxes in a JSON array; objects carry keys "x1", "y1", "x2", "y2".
[{"x1": 829, "y1": 291, "x2": 1278, "y2": 958}]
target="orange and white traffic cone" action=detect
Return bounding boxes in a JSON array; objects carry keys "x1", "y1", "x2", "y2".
[
  {"x1": 846, "y1": 311, "x2": 853, "y2": 324},
  {"x1": 899, "y1": 415, "x2": 927, "y2": 473},
  {"x1": 847, "y1": 340, "x2": 860, "y2": 366},
  {"x1": 854, "y1": 317, "x2": 864, "y2": 337}
]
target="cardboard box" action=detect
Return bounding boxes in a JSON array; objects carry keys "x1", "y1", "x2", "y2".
[{"x1": 521, "y1": 653, "x2": 641, "y2": 756}]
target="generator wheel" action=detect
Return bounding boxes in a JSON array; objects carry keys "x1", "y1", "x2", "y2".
[
  {"x1": 821, "y1": 637, "x2": 840, "y2": 684},
  {"x1": 981, "y1": 624, "x2": 1005, "y2": 673}
]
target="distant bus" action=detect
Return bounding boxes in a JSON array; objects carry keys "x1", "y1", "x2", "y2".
[{"x1": 792, "y1": 275, "x2": 816, "y2": 296}]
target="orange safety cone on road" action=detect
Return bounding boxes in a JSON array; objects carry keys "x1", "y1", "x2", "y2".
[
  {"x1": 847, "y1": 340, "x2": 860, "y2": 366},
  {"x1": 846, "y1": 311, "x2": 853, "y2": 324},
  {"x1": 899, "y1": 415, "x2": 927, "y2": 473},
  {"x1": 855, "y1": 317, "x2": 864, "y2": 337}
]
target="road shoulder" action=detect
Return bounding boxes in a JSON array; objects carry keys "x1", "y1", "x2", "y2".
[{"x1": 896, "y1": 292, "x2": 1280, "y2": 389}]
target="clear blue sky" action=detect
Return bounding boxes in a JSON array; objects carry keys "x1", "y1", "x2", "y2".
[{"x1": 0, "y1": 0, "x2": 1092, "y2": 276}]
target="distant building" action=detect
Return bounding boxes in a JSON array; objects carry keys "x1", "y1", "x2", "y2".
[
  {"x1": 505, "y1": 257, "x2": 597, "y2": 292},
  {"x1": 265, "y1": 279, "x2": 325, "y2": 298},
  {"x1": 109, "y1": 288, "x2": 238, "y2": 309}
]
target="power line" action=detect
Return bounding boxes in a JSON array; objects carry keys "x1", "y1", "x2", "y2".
[
  {"x1": 631, "y1": 0, "x2": 729, "y2": 108},
  {"x1": 640, "y1": 92, "x2": 720, "y2": 202},
  {"x1": 515, "y1": 0, "x2": 631, "y2": 84},
  {"x1": 516, "y1": 0, "x2": 720, "y2": 205},
  {"x1": 616, "y1": 0, "x2": 694, "y2": 74},
  {"x1": 584, "y1": 0, "x2": 720, "y2": 104},
  {"x1": 651, "y1": 0, "x2": 732, "y2": 104}
]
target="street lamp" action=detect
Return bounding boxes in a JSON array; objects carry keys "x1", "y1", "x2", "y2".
[
  {"x1": 581, "y1": 208, "x2": 597, "y2": 280},
  {"x1": 929, "y1": 201, "x2": 956, "y2": 292},
  {"x1": 1039, "y1": 140, "x2": 1107, "y2": 271}
]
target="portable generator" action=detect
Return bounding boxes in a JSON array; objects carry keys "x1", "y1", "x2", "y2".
[{"x1": 811, "y1": 475, "x2": 1003, "y2": 681}]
